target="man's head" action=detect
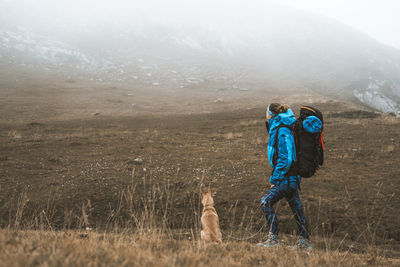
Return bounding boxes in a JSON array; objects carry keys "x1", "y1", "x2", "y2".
[{"x1": 267, "y1": 103, "x2": 289, "y2": 118}]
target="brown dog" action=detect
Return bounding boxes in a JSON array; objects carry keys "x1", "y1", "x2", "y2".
[{"x1": 200, "y1": 184, "x2": 222, "y2": 243}]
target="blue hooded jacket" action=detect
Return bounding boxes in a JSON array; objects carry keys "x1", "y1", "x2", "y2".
[{"x1": 267, "y1": 108, "x2": 300, "y2": 186}]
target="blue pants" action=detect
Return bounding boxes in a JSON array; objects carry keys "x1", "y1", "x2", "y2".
[{"x1": 260, "y1": 182, "x2": 309, "y2": 239}]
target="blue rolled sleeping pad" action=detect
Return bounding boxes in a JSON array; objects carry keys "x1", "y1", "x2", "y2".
[{"x1": 302, "y1": 116, "x2": 322, "y2": 133}]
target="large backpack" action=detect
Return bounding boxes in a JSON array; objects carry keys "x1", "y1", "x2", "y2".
[
  {"x1": 294, "y1": 106, "x2": 324, "y2": 178},
  {"x1": 272, "y1": 106, "x2": 325, "y2": 178}
]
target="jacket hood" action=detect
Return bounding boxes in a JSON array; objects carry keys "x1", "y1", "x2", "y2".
[{"x1": 269, "y1": 108, "x2": 296, "y2": 133}]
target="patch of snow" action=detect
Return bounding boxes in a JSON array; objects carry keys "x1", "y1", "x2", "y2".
[
  {"x1": 186, "y1": 78, "x2": 203, "y2": 84},
  {"x1": 173, "y1": 36, "x2": 205, "y2": 51},
  {"x1": 353, "y1": 89, "x2": 399, "y2": 114},
  {"x1": 0, "y1": 28, "x2": 118, "y2": 76}
]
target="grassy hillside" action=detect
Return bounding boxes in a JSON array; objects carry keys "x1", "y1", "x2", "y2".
[
  {"x1": 1, "y1": 87, "x2": 399, "y2": 265},
  {"x1": 1, "y1": 229, "x2": 399, "y2": 267}
]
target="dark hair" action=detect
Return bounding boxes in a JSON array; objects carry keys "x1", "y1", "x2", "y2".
[{"x1": 269, "y1": 103, "x2": 289, "y2": 116}]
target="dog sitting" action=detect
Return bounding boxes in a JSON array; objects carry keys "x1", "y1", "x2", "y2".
[{"x1": 200, "y1": 184, "x2": 222, "y2": 243}]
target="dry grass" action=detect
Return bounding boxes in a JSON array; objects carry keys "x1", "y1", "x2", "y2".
[
  {"x1": 2, "y1": 176, "x2": 399, "y2": 266},
  {"x1": 239, "y1": 119, "x2": 261, "y2": 127},
  {"x1": 224, "y1": 132, "x2": 243, "y2": 140},
  {"x1": 1, "y1": 229, "x2": 398, "y2": 267},
  {"x1": 1, "y1": 100, "x2": 399, "y2": 266},
  {"x1": 7, "y1": 130, "x2": 22, "y2": 139}
]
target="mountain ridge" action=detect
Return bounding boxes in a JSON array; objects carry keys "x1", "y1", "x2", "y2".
[{"x1": 1, "y1": 2, "x2": 400, "y2": 113}]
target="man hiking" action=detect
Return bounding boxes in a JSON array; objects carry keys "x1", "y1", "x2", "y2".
[{"x1": 257, "y1": 103, "x2": 312, "y2": 251}]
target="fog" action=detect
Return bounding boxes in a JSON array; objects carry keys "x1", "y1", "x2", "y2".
[
  {"x1": 2, "y1": 0, "x2": 399, "y2": 47},
  {"x1": 1, "y1": 0, "x2": 400, "y2": 113},
  {"x1": 278, "y1": 0, "x2": 400, "y2": 49}
]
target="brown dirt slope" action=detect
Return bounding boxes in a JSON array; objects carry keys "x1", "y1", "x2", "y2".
[{"x1": 0, "y1": 85, "x2": 399, "y2": 258}]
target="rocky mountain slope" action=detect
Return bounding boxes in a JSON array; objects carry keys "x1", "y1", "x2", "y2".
[{"x1": 1, "y1": 1, "x2": 399, "y2": 113}]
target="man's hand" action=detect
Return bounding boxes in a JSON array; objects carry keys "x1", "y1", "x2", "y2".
[{"x1": 270, "y1": 184, "x2": 275, "y2": 188}]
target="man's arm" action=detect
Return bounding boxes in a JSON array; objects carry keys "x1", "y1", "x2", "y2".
[{"x1": 269, "y1": 132, "x2": 294, "y2": 185}]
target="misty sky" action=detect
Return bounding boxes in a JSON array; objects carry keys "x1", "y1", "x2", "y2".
[
  {"x1": 1, "y1": 0, "x2": 400, "y2": 49},
  {"x1": 277, "y1": 0, "x2": 400, "y2": 49}
]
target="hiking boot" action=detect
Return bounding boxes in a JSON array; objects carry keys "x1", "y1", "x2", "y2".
[
  {"x1": 256, "y1": 232, "x2": 280, "y2": 248},
  {"x1": 288, "y1": 238, "x2": 312, "y2": 251}
]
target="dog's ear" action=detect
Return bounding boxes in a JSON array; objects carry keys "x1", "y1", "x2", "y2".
[{"x1": 200, "y1": 183, "x2": 207, "y2": 196}]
